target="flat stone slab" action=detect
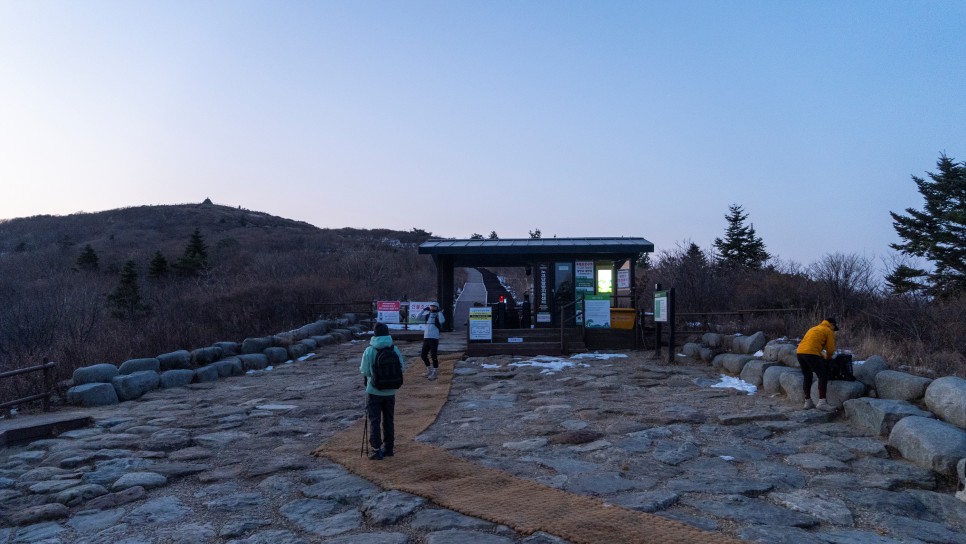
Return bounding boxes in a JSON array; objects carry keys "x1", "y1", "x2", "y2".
[{"x1": 0, "y1": 412, "x2": 93, "y2": 446}]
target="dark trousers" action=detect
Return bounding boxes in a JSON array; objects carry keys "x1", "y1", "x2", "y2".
[
  {"x1": 798, "y1": 354, "x2": 829, "y2": 399},
  {"x1": 421, "y1": 338, "x2": 440, "y2": 368},
  {"x1": 367, "y1": 393, "x2": 395, "y2": 452}
]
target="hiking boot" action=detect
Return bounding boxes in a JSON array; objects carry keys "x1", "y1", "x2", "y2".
[
  {"x1": 428, "y1": 368, "x2": 438, "y2": 381},
  {"x1": 803, "y1": 398, "x2": 815, "y2": 410},
  {"x1": 368, "y1": 448, "x2": 384, "y2": 461},
  {"x1": 423, "y1": 367, "x2": 431, "y2": 377},
  {"x1": 384, "y1": 449, "x2": 394, "y2": 457},
  {"x1": 816, "y1": 399, "x2": 836, "y2": 412}
]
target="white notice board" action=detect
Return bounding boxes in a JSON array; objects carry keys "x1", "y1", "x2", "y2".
[{"x1": 469, "y1": 307, "x2": 493, "y2": 341}]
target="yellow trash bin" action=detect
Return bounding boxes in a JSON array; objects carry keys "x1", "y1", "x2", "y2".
[{"x1": 610, "y1": 308, "x2": 636, "y2": 330}]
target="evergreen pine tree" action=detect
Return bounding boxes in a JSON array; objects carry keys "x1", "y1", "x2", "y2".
[
  {"x1": 488, "y1": 231, "x2": 499, "y2": 240},
  {"x1": 470, "y1": 233, "x2": 484, "y2": 239},
  {"x1": 529, "y1": 228, "x2": 542, "y2": 239},
  {"x1": 148, "y1": 251, "x2": 169, "y2": 279},
  {"x1": 107, "y1": 260, "x2": 146, "y2": 318},
  {"x1": 713, "y1": 204, "x2": 770, "y2": 270},
  {"x1": 76, "y1": 244, "x2": 100, "y2": 271},
  {"x1": 889, "y1": 153, "x2": 966, "y2": 296},
  {"x1": 173, "y1": 228, "x2": 209, "y2": 276}
]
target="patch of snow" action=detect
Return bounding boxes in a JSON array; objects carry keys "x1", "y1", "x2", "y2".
[
  {"x1": 570, "y1": 353, "x2": 628, "y2": 360},
  {"x1": 298, "y1": 353, "x2": 315, "y2": 361},
  {"x1": 265, "y1": 366, "x2": 274, "y2": 371},
  {"x1": 481, "y1": 364, "x2": 502, "y2": 369},
  {"x1": 509, "y1": 356, "x2": 591, "y2": 374},
  {"x1": 711, "y1": 374, "x2": 757, "y2": 395},
  {"x1": 753, "y1": 350, "x2": 764, "y2": 357},
  {"x1": 719, "y1": 455, "x2": 736, "y2": 461},
  {"x1": 853, "y1": 359, "x2": 865, "y2": 366}
]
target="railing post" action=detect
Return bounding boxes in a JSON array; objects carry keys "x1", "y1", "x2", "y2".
[{"x1": 42, "y1": 358, "x2": 51, "y2": 412}]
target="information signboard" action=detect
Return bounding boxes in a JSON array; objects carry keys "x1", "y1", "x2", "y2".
[
  {"x1": 376, "y1": 301, "x2": 401, "y2": 324},
  {"x1": 469, "y1": 307, "x2": 493, "y2": 341},
  {"x1": 575, "y1": 260, "x2": 595, "y2": 325},
  {"x1": 584, "y1": 294, "x2": 611, "y2": 328},
  {"x1": 407, "y1": 302, "x2": 432, "y2": 324},
  {"x1": 617, "y1": 269, "x2": 630, "y2": 289},
  {"x1": 654, "y1": 291, "x2": 668, "y2": 322}
]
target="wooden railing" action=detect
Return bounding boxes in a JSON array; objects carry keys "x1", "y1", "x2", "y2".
[{"x1": 0, "y1": 360, "x2": 57, "y2": 412}]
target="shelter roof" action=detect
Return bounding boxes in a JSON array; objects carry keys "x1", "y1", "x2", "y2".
[{"x1": 418, "y1": 237, "x2": 653, "y2": 267}]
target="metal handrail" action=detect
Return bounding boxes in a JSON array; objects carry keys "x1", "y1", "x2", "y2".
[{"x1": 0, "y1": 360, "x2": 57, "y2": 412}]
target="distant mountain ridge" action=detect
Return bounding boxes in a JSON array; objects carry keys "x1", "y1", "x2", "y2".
[{"x1": 0, "y1": 200, "x2": 428, "y2": 256}]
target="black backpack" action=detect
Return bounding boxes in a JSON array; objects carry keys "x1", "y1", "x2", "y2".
[
  {"x1": 829, "y1": 353, "x2": 855, "y2": 381},
  {"x1": 371, "y1": 346, "x2": 404, "y2": 390}
]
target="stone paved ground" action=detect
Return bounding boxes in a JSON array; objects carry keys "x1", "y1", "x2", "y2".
[{"x1": 1, "y1": 339, "x2": 966, "y2": 543}]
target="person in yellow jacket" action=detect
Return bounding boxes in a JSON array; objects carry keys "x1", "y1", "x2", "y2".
[{"x1": 797, "y1": 317, "x2": 839, "y2": 411}]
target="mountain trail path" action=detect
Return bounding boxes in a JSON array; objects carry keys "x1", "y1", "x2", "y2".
[{"x1": 2, "y1": 337, "x2": 965, "y2": 544}]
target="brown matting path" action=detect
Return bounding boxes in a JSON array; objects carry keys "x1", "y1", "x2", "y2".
[{"x1": 313, "y1": 353, "x2": 741, "y2": 544}]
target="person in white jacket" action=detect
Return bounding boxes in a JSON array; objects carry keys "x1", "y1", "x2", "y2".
[{"x1": 418, "y1": 302, "x2": 445, "y2": 380}]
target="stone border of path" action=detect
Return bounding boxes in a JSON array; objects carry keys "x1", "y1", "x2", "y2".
[
  {"x1": 61, "y1": 314, "x2": 369, "y2": 409},
  {"x1": 314, "y1": 353, "x2": 742, "y2": 544},
  {"x1": 680, "y1": 332, "x2": 966, "y2": 502}
]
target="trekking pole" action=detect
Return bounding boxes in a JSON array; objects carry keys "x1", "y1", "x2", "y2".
[{"x1": 361, "y1": 401, "x2": 369, "y2": 457}]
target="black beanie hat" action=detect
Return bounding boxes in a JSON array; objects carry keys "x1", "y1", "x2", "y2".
[
  {"x1": 374, "y1": 323, "x2": 390, "y2": 337},
  {"x1": 825, "y1": 317, "x2": 839, "y2": 331}
]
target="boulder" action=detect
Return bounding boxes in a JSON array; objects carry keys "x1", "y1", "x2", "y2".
[
  {"x1": 699, "y1": 347, "x2": 715, "y2": 363},
  {"x1": 211, "y1": 358, "x2": 243, "y2": 377},
  {"x1": 924, "y1": 376, "x2": 966, "y2": 429},
  {"x1": 298, "y1": 321, "x2": 328, "y2": 338},
  {"x1": 853, "y1": 355, "x2": 888, "y2": 388},
  {"x1": 299, "y1": 338, "x2": 318, "y2": 350},
  {"x1": 191, "y1": 346, "x2": 223, "y2": 367},
  {"x1": 66, "y1": 383, "x2": 119, "y2": 407},
  {"x1": 272, "y1": 332, "x2": 294, "y2": 347},
  {"x1": 844, "y1": 398, "x2": 934, "y2": 437},
  {"x1": 112, "y1": 371, "x2": 160, "y2": 401},
  {"x1": 118, "y1": 358, "x2": 160, "y2": 375},
  {"x1": 157, "y1": 350, "x2": 192, "y2": 371},
  {"x1": 264, "y1": 347, "x2": 289, "y2": 365},
  {"x1": 740, "y1": 360, "x2": 779, "y2": 387},
  {"x1": 889, "y1": 416, "x2": 966, "y2": 475},
  {"x1": 159, "y1": 369, "x2": 195, "y2": 389},
  {"x1": 194, "y1": 365, "x2": 220, "y2": 383},
  {"x1": 702, "y1": 333, "x2": 724, "y2": 348},
  {"x1": 875, "y1": 370, "x2": 932, "y2": 402},
  {"x1": 213, "y1": 342, "x2": 240, "y2": 357},
  {"x1": 713, "y1": 354, "x2": 757, "y2": 375},
  {"x1": 313, "y1": 334, "x2": 337, "y2": 346},
  {"x1": 241, "y1": 337, "x2": 272, "y2": 354},
  {"x1": 762, "y1": 366, "x2": 798, "y2": 395},
  {"x1": 779, "y1": 371, "x2": 806, "y2": 403},
  {"x1": 330, "y1": 328, "x2": 354, "y2": 342},
  {"x1": 238, "y1": 354, "x2": 269, "y2": 371},
  {"x1": 287, "y1": 343, "x2": 309, "y2": 360},
  {"x1": 72, "y1": 364, "x2": 118, "y2": 386},
  {"x1": 762, "y1": 341, "x2": 799, "y2": 367},
  {"x1": 682, "y1": 343, "x2": 702, "y2": 360},
  {"x1": 810, "y1": 380, "x2": 866, "y2": 408},
  {"x1": 734, "y1": 332, "x2": 767, "y2": 355}
]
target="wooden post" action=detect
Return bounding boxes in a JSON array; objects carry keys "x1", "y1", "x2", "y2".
[{"x1": 42, "y1": 358, "x2": 51, "y2": 412}]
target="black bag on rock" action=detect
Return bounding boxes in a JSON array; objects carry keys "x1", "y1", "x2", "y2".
[{"x1": 828, "y1": 353, "x2": 855, "y2": 381}]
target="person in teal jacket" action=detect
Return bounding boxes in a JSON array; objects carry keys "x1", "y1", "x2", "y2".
[{"x1": 360, "y1": 323, "x2": 406, "y2": 460}]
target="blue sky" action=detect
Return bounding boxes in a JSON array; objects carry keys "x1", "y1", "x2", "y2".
[{"x1": 1, "y1": 1, "x2": 963, "y2": 268}]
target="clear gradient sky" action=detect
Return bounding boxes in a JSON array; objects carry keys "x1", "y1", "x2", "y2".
[{"x1": 1, "y1": 1, "x2": 964, "y2": 268}]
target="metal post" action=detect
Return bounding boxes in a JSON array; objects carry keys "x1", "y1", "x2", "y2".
[
  {"x1": 654, "y1": 283, "x2": 662, "y2": 359},
  {"x1": 42, "y1": 358, "x2": 51, "y2": 412},
  {"x1": 667, "y1": 288, "x2": 676, "y2": 364}
]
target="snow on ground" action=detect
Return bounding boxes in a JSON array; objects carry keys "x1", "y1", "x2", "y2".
[
  {"x1": 712, "y1": 374, "x2": 757, "y2": 395},
  {"x1": 474, "y1": 352, "x2": 626, "y2": 374},
  {"x1": 570, "y1": 353, "x2": 628, "y2": 360}
]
